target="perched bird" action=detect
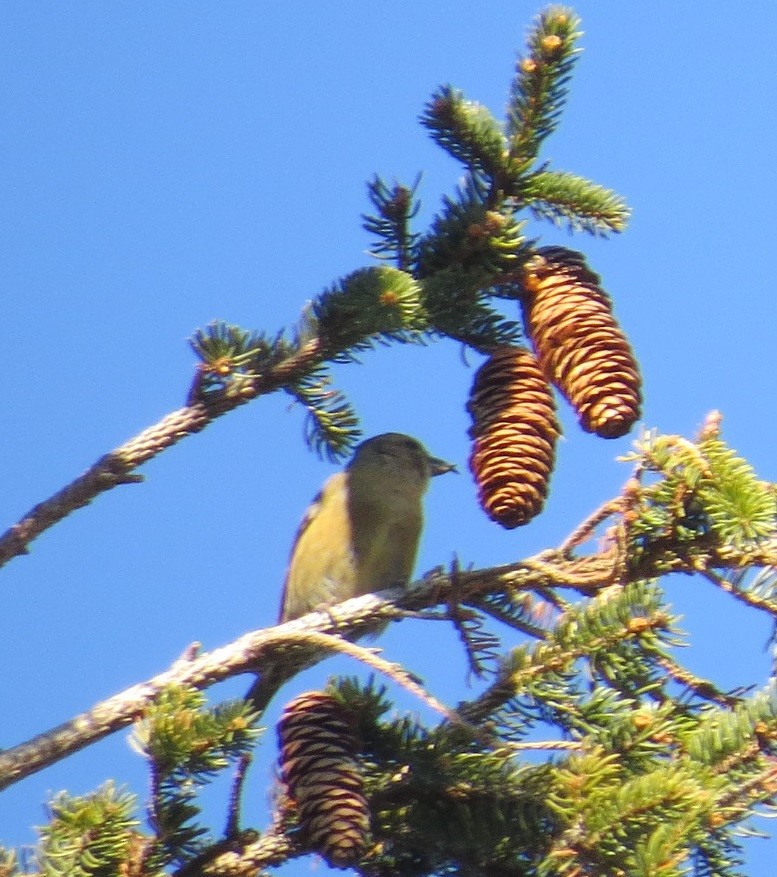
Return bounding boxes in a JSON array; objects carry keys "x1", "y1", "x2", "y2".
[{"x1": 246, "y1": 432, "x2": 454, "y2": 715}]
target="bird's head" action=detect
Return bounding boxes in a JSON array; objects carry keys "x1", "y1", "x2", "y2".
[{"x1": 348, "y1": 433, "x2": 456, "y2": 484}]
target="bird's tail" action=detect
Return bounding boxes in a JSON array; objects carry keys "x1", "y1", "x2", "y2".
[
  {"x1": 244, "y1": 661, "x2": 293, "y2": 719},
  {"x1": 245, "y1": 651, "x2": 323, "y2": 719}
]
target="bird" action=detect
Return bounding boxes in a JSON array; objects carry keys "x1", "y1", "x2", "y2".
[{"x1": 246, "y1": 432, "x2": 455, "y2": 716}]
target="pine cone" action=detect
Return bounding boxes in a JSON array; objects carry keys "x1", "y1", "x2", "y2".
[
  {"x1": 277, "y1": 691, "x2": 369, "y2": 870},
  {"x1": 521, "y1": 246, "x2": 641, "y2": 439},
  {"x1": 467, "y1": 346, "x2": 560, "y2": 528}
]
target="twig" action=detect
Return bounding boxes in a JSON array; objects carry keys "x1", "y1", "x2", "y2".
[
  {"x1": 467, "y1": 594, "x2": 551, "y2": 640},
  {"x1": 277, "y1": 630, "x2": 501, "y2": 748},
  {"x1": 224, "y1": 754, "x2": 253, "y2": 839},
  {"x1": 446, "y1": 558, "x2": 501, "y2": 680},
  {"x1": 457, "y1": 603, "x2": 672, "y2": 726},
  {"x1": 655, "y1": 655, "x2": 741, "y2": 708},
  {"x1": 699, "y1": 567, "x2": 777, "y2": 617},
  {"x1": 558, "y1": 498, "x2": 624, "y2": 555},
  {"x1": 715, "y1": 758, "x2": 777, "y2": 819},
  {"x1": 0, "y1": 339, "x2": 323, "y2": 570},
  {"x1": 511, "y1": 739, "x2": 583, "y2": 751},
  {"x1": 175, "y1": 827, "x2": 298, "y2": 877}
]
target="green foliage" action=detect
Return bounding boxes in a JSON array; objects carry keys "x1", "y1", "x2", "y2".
[
  {"x1": 471, "y1": 588, "x2": 557, "y2": 641},
  {"x1": 420, "y1": 85, "x2": 508, "y2": 180},
  {"x1": 131, "y1": 685, "x2": 260, "y2": 869},
  {"x1": 415, "y1": 177, "x2": 529, "y2": 278},
  {"x1": 506, "y1": 6, "x2": 583, "y2": 170},
  {"x1": 421, "y1": 267, "x2": 525, "y2": 350},
  {"x1": 544, "y1": 751, "x2": 724, "y2": 877},
  {"x1": 312, "y1": 265, "x2": 428, "y2": 354},
  {"x1": 535, "y1": 680, "x2": 777, "y2": 877},
  {"x1": 189, "y1": 321, "x2": 292, "y2": 399},
  {"x1": 189, "y1": 321, "x2": 275, "y2": 368},
  {"x1": 683, "y1": 683, "x2": 777, "y2": 767},
  {"x1": 0, "y1": 849, "x2": 18, "y2": 877},
  {"x1": 413, "y1": 177, "x2": 528, "y2": 349},
  {"x1": 470, "y1": 581, "x2": 677, "y2": 741},
  {"x1": 37, "y1": 782, "x2": 140, "y2": 877},
  {"x1": 691, "y1": 834, "x2": 747, "y2": 877},
  {"x1": 521, "y1": 169, "x2": 631, "y2": 235},
  {"x1": 286, "y1": 365, "x2": 361, "y2": 461},
  {"x1": 700, "y1": 437, "x2": 777, "y2": 549},
  {"x1": 740, "y1": 564, "x2": 777, "y2": 604},
  {"x1": 626, "y1": 428, "x2": 777, "y2": 569},
  {"x1": 362, "y1": 174, "x2": 421, "y2": 270},
  {"x1": 333, "y1": 678, "x2": 555, "y2": 877}
]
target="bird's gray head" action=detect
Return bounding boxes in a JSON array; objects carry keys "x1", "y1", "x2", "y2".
[{"x1": 348, "y1": 433, "x2": 456, "y2": 482}]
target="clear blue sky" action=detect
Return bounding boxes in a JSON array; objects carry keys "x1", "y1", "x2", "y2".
[{"x1": 2, "y1": 3, "x2": 776, "y2": 873}]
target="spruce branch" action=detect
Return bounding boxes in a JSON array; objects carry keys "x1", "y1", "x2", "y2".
[
  {"x1": 421, "y1": 266, "x2": 525, "y2": 350},
  {"x1": 521, "y1": 169, "x2": 631, "y2": 235},
  {"x1": 506, "y1": 6, "x2": 582, "y2": 169},
  {"x1": 625, "y1": 425, "x2": 777, "y2": 578},
  {"x1": 173, "y1": 825, "x2": 297, "y2": 877},
  {"x1": 224, "y1": 753, "x2": 252, "y2": 840},
  {"x1": 683, "y1": 684, "x2": 777, "y2": 769},
  {"x1": 345, "y1": 686, "x2": 558, "y2": 874},
  {"x1": 446, "y1": 602, "x2": 503, "y2": 681},
  {"x1": 285, "y1": 365, "x2": 361, "y2": 461},
  {"x1": 698, "y1": 436, "x2": 777, "y2": 549},
  {"x1": 313, "y1": 265, "x2": 427, "y2": 356},
  {"x1": 416, "y1": 177, "x2": 528, "y2": 278},
  {"x1": 468, "y1": 589, "x2": 556, "y2": 640},
  {"x1": 37, "y1": 783, "x2": 143, "y2": 877},
  {"x1": 654, "y1": 654, "x2": 742, "y2": 709},
  {"x1": 131, "y1": 686, "x2": 260, "y2": 868},
  {"x1": 558, "y1": 496, "x2": 627, "y2": 555},
  {"x1": 363, "y1": 174, "x2": 421, "y2": 271},
  {"x1": 188, "y1": 321, "x2": 291, "y2": 400},
  {"x1": 700, "y1": 567, "x2": 777, "y2": 617},
  {"x1": 458, "y1": 581, "x2": 676, "y2": 730},
  {"x1": 715, "y1": 759, "x2": 777, "y2": 825},
  {"x1": 740, "y1": 564, "x2": 777, "y2": 602},
  {"x1": 420, "y1": 85, "x2": 508, "y2": 181}
]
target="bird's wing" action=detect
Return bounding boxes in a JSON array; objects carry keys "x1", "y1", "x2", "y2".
[{"x1": 278, "y1": 471, "x2": 355, "y2": 622}]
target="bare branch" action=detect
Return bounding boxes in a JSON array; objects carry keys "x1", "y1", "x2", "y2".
[
  {"x1": 176, "y1": 827, "x2": 298, "y2": 877},
  {"x1": 0, "y1": 530, "x2": 773, "y2": 792},
  {"x1": 0, "y1": 338, "x2": 324, "y2": 569}
]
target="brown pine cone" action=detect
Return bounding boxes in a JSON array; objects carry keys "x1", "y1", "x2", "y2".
[
  {"x1": 277, "y1": 691, "x2": 369, "y2": 870},
  {"x1": 467, "y1": 345, "x2": 560, "y2": 528},
  {"x1": 521, "y1": 246, "x2": 641, "y2": 439}
]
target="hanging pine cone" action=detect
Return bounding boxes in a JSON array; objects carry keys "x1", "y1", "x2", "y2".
[
  {"x1": 277, "y1": 691, "x2": 369, "y2": 870},
  {"x1": 467, "y1": 345, "x2": 560, "y2": 528},
  {"x1": 520, "y1": 246, "x2": 641, "y2": 439}
]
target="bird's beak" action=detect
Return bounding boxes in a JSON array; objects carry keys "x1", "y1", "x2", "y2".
[{"x1": 428, "y1": 455, "x2": 457, "y2": 477}]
